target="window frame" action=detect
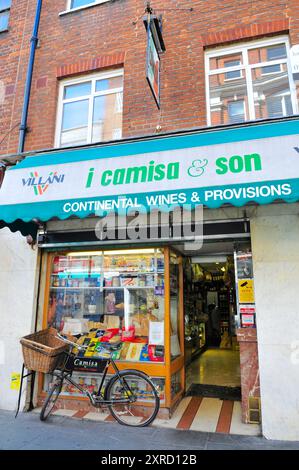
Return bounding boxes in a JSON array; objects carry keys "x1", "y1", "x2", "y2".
[
  {"x1": 205, "y1": 36, "x2": 298, "y2": 126},
  {"x1": 0, "y1": 0, "x2": 11, "y2": 33},
  {"x1": 55, "y1": 69, "x2": 124, "y2": 148},
  {"x1": 60, "y1": 0, "x2": 110, "y2": 15}
]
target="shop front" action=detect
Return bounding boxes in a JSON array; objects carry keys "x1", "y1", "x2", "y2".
[{"x1": 0, "y1": 118, "x2": 299, "y2": 431}]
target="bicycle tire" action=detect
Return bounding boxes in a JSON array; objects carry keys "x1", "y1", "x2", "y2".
[
  {"x1": 40, "y1": 379, "x2": 62, "y2": 422},
  {"x1": 105, "y1": 370, "x2": 160, "y2": 427}
]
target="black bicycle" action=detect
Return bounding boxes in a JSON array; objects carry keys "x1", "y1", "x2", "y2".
[{"x1": 40, "y1": 333, "x2": 160, "y2": 427}]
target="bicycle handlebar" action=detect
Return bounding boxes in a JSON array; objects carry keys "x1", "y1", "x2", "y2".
[{"x1": 56, "y1": 333, "x2": 87, "y2": 351}]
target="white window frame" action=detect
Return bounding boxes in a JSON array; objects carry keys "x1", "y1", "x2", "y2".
[
  {"x1": 205, "y1": 36, "x2": 298, "y2": 126},
  {"x1": 60, "y1": 0, "x2": 111, "y2": 16},
  {"x1": 55, "y1": 69, "x2": 124, "y2": 148}
]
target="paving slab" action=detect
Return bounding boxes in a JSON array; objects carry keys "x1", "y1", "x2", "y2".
[{"x1": 0, "y1": 410, "x2": 298, "y2": 451}]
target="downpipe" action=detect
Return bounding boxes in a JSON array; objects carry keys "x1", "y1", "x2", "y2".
[{"x1": 18, "y1": 0, "x2": 43, "y2": 154}]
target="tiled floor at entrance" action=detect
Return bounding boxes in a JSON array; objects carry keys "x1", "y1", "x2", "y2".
[
  {"x1": 33, "y1": 397, "x2": 261, "y2": 436},
  {"x1": 154, "y1": 398, "x2": 260, "y2": 435},
  {"x1": 186, "y1": 348, "x2": 241, "y2": 389}
]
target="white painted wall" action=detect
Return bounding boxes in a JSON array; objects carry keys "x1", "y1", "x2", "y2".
[
  {"x1": 0, "y1": 228, "x2": 38, "y2": 411},
  {"x1": 251, "y1": 203, "x2": 299, "y2": 441}
]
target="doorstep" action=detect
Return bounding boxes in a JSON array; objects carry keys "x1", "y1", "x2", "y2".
[{"x1": 32, "y1": 397, "x2": 261, "y2": 436}]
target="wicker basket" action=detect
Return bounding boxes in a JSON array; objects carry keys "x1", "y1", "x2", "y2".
[{"x1": 20, "y1": 327, "x2": 71, "y2": 373}]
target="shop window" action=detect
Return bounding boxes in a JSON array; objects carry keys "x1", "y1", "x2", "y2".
[
  {"x1": 66, "y1": 0, "x2": 110, "y2": 12},
  {"x1": 56, "y1": 70, "x2": 123, "y2": 147},
  {"x1": 0, "y1": 0, "x2": 11, "y2": 32},
  {"x1": 47, "y1": 249, "x2": 165, "y2": 365},
  {"x1": 206, "y1": 37, "x2": 298, "y2": 126}
]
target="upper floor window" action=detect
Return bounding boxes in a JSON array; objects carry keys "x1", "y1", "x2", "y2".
[
  {"x1": 56, "y1": 70, "x2": 124, "y2": 148},
  {"x1": 67, "y1": 0, "x2": 110, "y2": 11},
  {"x1": 0, "y1": 0, "x2": 11, "y2": 32},
  {"x1": 205, "y1": 37, "x2": 298, "y2": 126}
]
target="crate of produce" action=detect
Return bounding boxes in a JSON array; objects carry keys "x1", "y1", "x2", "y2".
[{"x1": 20, "y1": 327, "x2": 72, "y2": 373}]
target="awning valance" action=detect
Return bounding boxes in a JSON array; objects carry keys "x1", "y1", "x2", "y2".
[{"x1": 1, "y1": 119, "x2": 299, "y2": 227}]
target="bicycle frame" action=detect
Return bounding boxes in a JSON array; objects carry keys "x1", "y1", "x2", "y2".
[{"x1": 53, "y1": 351, "x2": 137, "y2": 407}]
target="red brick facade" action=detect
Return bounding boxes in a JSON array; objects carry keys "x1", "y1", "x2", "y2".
[{"x1": 1, "y1": 0, "x2": 299, "y2": 157}]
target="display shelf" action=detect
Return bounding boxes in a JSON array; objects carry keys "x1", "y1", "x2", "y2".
[{"x1": 50, "y1": 286, "x2": 159, "y2": 290}]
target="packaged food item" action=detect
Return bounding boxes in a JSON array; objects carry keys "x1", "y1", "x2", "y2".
[
  {"x1": 120, "y1": 342, "x2": 130, "y2": 360},
  {"x1": 104, "y1": 315, "x2": 120, "y2": 329},
  {"x1": 104, "y1": 276, "x2": 112, "y2": 287},
  {"x1": 148, "y1": 345, "x2": 164, "y2": 362},
  {"x1": 111, "y1": 348, "x2": 121, "y2": 361},
  {"x1": 100, "y1": 328, "x2": 120, "y2": 342},
  {"x1": 84, "y1": 339, "x2": 98, "y2": 357},
  {"x1": 121, "y1": 277, "x2": 136, "y2": 287},
  {"x1": 126, "y1": 343, "x2": 144, "y2": 362},
  {"x1": 139, "y1": 344, "x2": 150, "y2": 362},
  {"x1": 121, "y1": 325, "x2": 135, "y2": 342},
  {"x1": 112, "y1": 276, "x2": 120, "y2": 287},
  {"x1": 108, "y1": 335, "x2": 121, "y2": 344},
  {"x1": 94, "y1": 342, "x2": 110, "y2": 358},
  {"x1": 95, "y1": 329, "x2": 106, "y2": 338}
]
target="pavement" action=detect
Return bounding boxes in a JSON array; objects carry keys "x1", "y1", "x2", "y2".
[{"x1": 0, "y1": 410, "x2": 299, "y2": 450}]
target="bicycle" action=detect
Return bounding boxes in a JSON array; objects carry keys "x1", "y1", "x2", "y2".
[{"x1": 40, "y1": 333, "x2": 160, "y2": 427}]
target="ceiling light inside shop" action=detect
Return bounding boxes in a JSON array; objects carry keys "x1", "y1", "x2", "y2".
[
  {"x1": 67, "y1": 251, "x2": 102, "y2": 257},
  {"x1": 67, "y1": 248, "x2": 158, "y2": 257},
  {"x1": 103, "y1": 249, "x2": 157, "y2": 255}
]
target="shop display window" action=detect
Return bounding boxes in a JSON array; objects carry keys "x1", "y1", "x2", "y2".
[{"x1": 47, "y1": 249, "x2": 165, "y2": 364}]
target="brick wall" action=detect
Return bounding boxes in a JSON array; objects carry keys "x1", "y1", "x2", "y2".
[{"x1": 1, "y1": 0, "x2": 299, "y2": 156}]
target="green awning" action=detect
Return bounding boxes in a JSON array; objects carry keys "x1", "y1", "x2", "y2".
[{"x1": 1, "y1": 119, "x2": 299, "y2": 230}]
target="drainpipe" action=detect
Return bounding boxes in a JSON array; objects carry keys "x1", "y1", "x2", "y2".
[{"x1": 18, "y1": 0, "x2": 43, "y2": 154}]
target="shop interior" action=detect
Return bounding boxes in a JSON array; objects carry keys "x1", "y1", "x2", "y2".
[{"x1": 175, "y1": 239, "x2": 252, "y2": 400}]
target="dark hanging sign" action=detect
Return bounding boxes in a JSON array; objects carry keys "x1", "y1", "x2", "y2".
[
  {"x1": 144, "y1": 15, "x2": 166, "y2": 54},
  {"x1": 144, "y1": 13, "x2": 165, "y2": 109},
  {"x1": 146, "y1": 21, "x2": 161, "y2": 108}
]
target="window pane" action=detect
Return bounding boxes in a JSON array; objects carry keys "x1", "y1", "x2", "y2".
[
  {"x1": 252, "y1": 64, "x2": 293, "y2": 119},
  {"x1": 0, "y1": 0, "x2": 11, "y2": 10},
  {"x1": 266, "y1": 97, "x2": 283, "y2": 118},
  {"x1": 64, "y1": 82, "x2": 91, "y2": 100},
  {"x1": 267, "y1": 44, "x2": 287, "y2": 60},
  {"x1": 228, "y1": 100, "x2": 245, "y2": 123},
  {"x1": 61, "y1": 99, "x2": 89, "y2": 146},
  {"x1": 261, "y1": 64, "x2": 281, "y2": 74},
  {"x1": 209, "y1": 52, "x2": 243, "y2": 71},
  {"x1": 0, "y1": 10, "x2": 9, "y2": 31},
  {"x1": 248, "y1": 43, "x2": 287, "y2": 64},
  {"x1": 209, "y1": 72, "x2": 248, "y2": 125},
  {"x1": 70, "y1": 0, "x2": 95, "y2": 9},
  {"x1": 96, "y1": 75, "x2": 123, "y2": 92},
  {"x1": 92, "y1": 92, "x2": 123, "y2": 143},
  {"x1": 224, "y1": 60, "x2": 242, "y2": 80}
]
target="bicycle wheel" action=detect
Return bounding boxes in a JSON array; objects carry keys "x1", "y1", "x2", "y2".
[
  {"x1": 105, "y1": 371, "x2": 160, "y2": 427},
  {"x1": 40, "y1": 378, "x2": 62, "y2": 421}
]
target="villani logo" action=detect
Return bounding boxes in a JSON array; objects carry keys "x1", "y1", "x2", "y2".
[{"x1": 22, "y1": 171, "x2": 65, "y2": 196}]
